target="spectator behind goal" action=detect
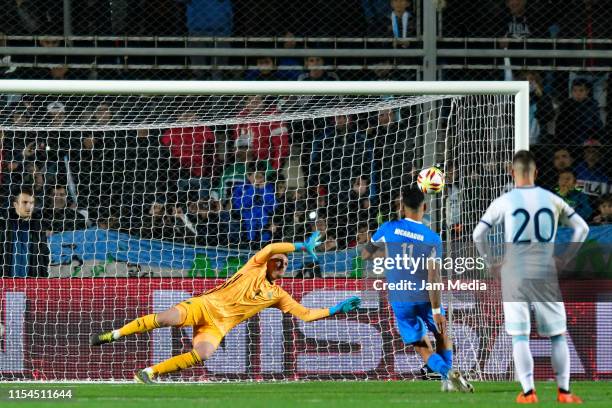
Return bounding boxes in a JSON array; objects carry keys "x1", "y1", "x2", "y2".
[
  {"x1": 538, "y1": 148, "x2": 574, "y2": 192},
  {"x1": 297, "y1": 56, "x2": 340, "y2": 81},
  {"x1": 554, "y1": 170, "x2": 593, "y2": 221},
  {"x1": 556, "y1": 79, "x2": 603, "y2": 147},
  {"x1": 161, "y1": 111, "x2": 220, "y2": 194},
  {"x1": 388, "y1": 0, "x2": 415, "y2": 45},
  {"x1": 231, "y1": 162, "x2": 276, "y2": 243},
  {"x1": 592, "y1": 194, "x2": 612, "y2": 225},
  {"x1": 233, "y1": 96, "x2": 290, "y2": 170},
  {"x1": 575, "y1": 139, "x2": 609, "y2": 196},
  {"x1": 0, "y1": 185, "x2": 49, "y2": 277},
  {"x1": 43, "y1": 185, "x2": 89, "y2": 232}
]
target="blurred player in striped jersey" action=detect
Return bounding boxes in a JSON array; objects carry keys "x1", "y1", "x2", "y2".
[
  {"x1": 473, "y1": 150, "x2": 589, "y2": 404},
  {"x1": 90, "y1": 232, "x2": 360, "y2": 383}
]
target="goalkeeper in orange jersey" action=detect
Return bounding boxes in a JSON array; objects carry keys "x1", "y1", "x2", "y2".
[{"x1": 90, "y1": 232, "x2": 361, "y2": 384}]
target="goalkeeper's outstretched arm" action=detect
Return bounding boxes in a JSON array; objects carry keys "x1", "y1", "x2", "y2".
[
  {"x1": 276, "y1": 292, "x2": 361, "y2": 322},
  {"x1": 253, "y1": 242, "x2": 297, "y2": 264},
  {"x1": 262, "y1": 231, "x2": 361, "y2": 321},
  {"x1": 253, "y1": 231, "x2": 323, "y2": 264}
]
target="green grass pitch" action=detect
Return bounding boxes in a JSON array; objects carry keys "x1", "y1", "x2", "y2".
[{"x1": 0, "y1": 381, "x2": 610, "y2": 407}]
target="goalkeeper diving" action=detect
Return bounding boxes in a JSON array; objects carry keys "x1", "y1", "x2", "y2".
[{"x1": 90, "y1": 232, "x2": 361, "y2": 383}]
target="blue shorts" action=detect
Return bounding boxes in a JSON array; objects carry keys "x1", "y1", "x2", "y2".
[{"x1": 391, "y1": 301, "x2": 445, "y2": 344}]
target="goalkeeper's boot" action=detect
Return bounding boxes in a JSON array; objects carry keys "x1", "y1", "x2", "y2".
[
  {"x1": 516, "y1": 390, "x2": 539, "y2": 404},
  {"x1": 90, "y1": 331, "x2": 115, "y2": 346},
  {"x1": 557, "y1": 390, "x2": 582, "y2": 404},
  {"x1": 448, "y1": 369, "x2": 474, "y2": 393},
  {"x1": 134, "y1": 369, "x2": 156, "y2": 384}
]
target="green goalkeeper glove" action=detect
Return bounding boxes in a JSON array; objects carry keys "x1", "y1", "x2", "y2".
[
  {"x1": 329, "y1": 296, "x2": 361, "y2": 316},
  {"x1": 294, "y1": 231, "x2": 323, "y2": 261}
]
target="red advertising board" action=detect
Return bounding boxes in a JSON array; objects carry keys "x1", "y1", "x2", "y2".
[{"x1": 1, "y1": 279, "x2": 611, "y2": 381}]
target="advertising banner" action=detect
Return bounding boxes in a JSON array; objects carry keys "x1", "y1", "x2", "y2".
[{"x1": 1, "y1": 279, "x2": 611, "y2": 381}]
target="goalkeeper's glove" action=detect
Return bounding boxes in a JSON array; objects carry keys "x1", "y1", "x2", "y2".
[
  {"x1": 329, "y1": 296, "x2": 361, "y2": 316},
  {"x1": 294, "y1": 231, "x2": 323, "y2": 261}
]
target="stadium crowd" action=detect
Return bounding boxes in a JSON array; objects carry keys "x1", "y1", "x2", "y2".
[
  {"x1": 0, "y1": 90, "x2": 610, "y2": 253},
  {"x1": 0, "y1": 0, "x2": 610, "y2": 278},
  {"x1": 0, "y1": 0, "x2": 609, "y2": 82},
  {"x1": 0, "y1": 100, "x2": 413, "y2": 251},
  {"x1": 2, "y1": 0, "x2": 610, "y2": 39}
]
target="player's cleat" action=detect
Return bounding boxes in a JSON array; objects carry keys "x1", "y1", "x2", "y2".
[
  {"x1": 421, "y1": 364, "x2": 442, "y2": 380},
  {"x1": 448, "y1": 369, "x2": 474, "y2": 393},
  {"x1": 557, "y1": 391, "x2": 582, "y2": 404},
  {"x1": 441, "y1": 379, "x2": 456, "y2": 392},
  {"x1": 89, "y1": 331, "x2": 115, "y2": 346},
  {"x1": 134, "y1": 369, "x2": 156, "y2": 384},
  {"x1": 516, "y1": 391, "x2": 538, "y2": 404}
]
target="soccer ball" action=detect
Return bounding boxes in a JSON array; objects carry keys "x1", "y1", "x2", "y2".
[{"x1": 417, "y1": 166, "x2": 445, "y2": 194}]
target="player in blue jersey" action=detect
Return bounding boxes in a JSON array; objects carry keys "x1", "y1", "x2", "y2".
[{"x1": 362, "y1": 185, "x2": 473, "y2": 392}]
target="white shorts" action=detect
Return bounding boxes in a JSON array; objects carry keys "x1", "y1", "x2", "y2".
[{"x1": 504, "y1": 301, "x2": 567, "y2": 337}]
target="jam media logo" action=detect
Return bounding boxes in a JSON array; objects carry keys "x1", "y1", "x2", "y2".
[{"x1": 371, "y1": 279, "x2": 488, "y2": 292}]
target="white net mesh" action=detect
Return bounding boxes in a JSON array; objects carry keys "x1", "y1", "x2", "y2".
[
  {"x1": 0, "y1": 94, "x2": 454, "y2": 130},
  {"x1": 0, "y1": 89, "x2": 516, "y2": 381}
]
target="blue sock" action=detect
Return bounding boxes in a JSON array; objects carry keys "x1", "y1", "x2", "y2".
[
  {"x1": 426, "y1": 353, "x2": 450, "y2": 379},
  {"x1": 440, "y1": 349, "x2": 453, "y2": 367}
]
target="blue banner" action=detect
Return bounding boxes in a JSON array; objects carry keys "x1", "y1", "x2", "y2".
[
  {"x1": 49, "y1": 228, "x2": 359, "y2": 276},
  {"x1": 556, "y1": 224, "x2": 612, "y2": 243},
  {"x1": 48, "y1": 226, "x2": 611, "y2": 277}
]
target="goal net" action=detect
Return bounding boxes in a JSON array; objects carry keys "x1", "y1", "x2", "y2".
[{"x1": 0, "y1": 81, "x2": 521, "y2": 382}]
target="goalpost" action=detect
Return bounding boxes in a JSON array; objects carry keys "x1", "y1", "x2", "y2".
[{"x1": 0, "y1": 80, "x2": 528, "y2": 382}]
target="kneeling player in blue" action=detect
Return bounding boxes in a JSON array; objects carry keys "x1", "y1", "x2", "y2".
[{"x1": 362, "y1": 186, "x2": 473, "y2": 392}]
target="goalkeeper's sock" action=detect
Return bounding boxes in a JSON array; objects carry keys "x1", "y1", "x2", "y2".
[
  {"x1": 150, "y1": 350, "x2": 203, "y2": 376},
  {"x1": 440, "y1": 349, "x2": 453, "y2": 367},
  {"x1": 426, "y1": 353, "x2": 450, "y2": 379},
  {"x1": 551, "y1": 335, "x2": 570, "y2": 392},
  {"x1": 512, "y1": 335, "x2": 535, "y2": 394},
  {"x1": 117, "y1": 314, "x2": 161, "y2": 338}
]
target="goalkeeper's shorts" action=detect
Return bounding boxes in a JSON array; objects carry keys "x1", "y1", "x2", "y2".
[{"x1": 175, "y1": 297, "x2": 224, "y2": 348}]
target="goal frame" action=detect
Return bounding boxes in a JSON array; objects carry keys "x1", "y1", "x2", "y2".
[{"x1": 0, "y1": 80, "x2": 528, "y2": 382}]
